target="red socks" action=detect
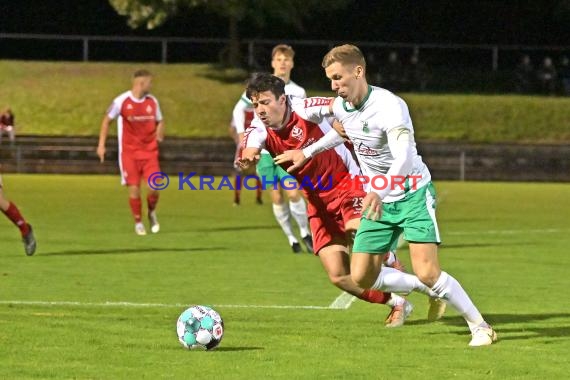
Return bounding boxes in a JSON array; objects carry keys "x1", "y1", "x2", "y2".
[
  {"x1": 147, "y1": 194, "x2": 159, "y2": 213},
  {"x1": 2, "y1": 202, "x2": 30, "y2": 237},
  {"x1": 360, "y1": 289, "x2": 391, "y2": 304},
  {"x1": 129, "y1": 198, "x2": 142, "y2": 223},
  {"x1": 130, "y1": 195, "x2": 158, "y2": 222},
  {"x1": 234, "y1": 176, "x2": 241, "y2": 203},
  {"x1": 256, "y1": 177, "x2": 262, "y2": 201},
  {"x1": 233, "y1": 176, "x2": 262, "y2": 203}
]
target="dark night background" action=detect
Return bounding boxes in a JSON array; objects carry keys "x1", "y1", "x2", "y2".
[
  {"x1": 1, "y1": 1, "x2": 569, "y2": 44},
  {"x1": 1, "y1": 0, "x2": 569, "y2": 92}
]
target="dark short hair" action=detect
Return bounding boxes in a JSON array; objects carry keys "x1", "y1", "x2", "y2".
[
  {"x1": 245, "y1": 72, "x2": 285, "y2": 100},
  {"x1": 133, "y1": 69, "x2": 152, "y2": 79}
]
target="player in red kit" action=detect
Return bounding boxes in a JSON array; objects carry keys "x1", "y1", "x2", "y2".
[
  {"x1": 239, "y1": 73, "x2": 438, "y2": 326},
  {"x1": 0, "y1": 174, "x2": 36, "y2": 255},
  {"x1": 97, "y1": 69, "x2": 165, "y2": 236}
]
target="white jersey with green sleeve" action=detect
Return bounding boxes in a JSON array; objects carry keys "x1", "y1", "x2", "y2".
[{"x1": 331, "y1": 85, "x2": 431, "y2": 203}]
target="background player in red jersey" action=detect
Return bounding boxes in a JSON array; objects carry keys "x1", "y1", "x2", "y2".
[
  {"x1": 97, "y1": 69, "x2": 164, "y2": 236},
  {"x1": 239, "y1": 73, "x2": 438, "y2": 327},
  {"x1": 0, "y1": 174, "x2": 36, "y2": 255}
]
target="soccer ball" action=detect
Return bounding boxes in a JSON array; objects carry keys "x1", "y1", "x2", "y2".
[{"x1": 176, "y1": 305, "x2": 224, "y2": 350}]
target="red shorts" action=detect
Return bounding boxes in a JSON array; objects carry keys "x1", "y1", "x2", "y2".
[
  {"x1": 306, "y1": 187, "x2": 365, "y2": 254},
  {"x1": 120, "y1": 154, "x2": 161, "y2": 186}
]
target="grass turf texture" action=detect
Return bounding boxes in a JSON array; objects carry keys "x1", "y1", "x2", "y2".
[
  {"x1": 1, "y1": 60, "x2": 570, "y2": 143},
  {"x1": 1, "y1": 174, "x2": 569, "y2": 379}
]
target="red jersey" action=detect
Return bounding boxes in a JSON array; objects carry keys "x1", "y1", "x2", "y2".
[
  {"x1": 107, "y1": 91, "x2": 163, "y2": 160},
  {"x1": 243, "y1": 96, "x2": 361, "y2": 200}
]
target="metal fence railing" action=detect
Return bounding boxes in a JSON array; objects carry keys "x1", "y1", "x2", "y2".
[{"x1": 2, "y1": 33, "x2": 570, "y2": 92}]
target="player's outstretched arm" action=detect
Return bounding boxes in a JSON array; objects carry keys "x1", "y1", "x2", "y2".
[
  {"x1": 97, "y1": 115, "x2": 112, "y2": 163},
  {"x1": 274, "y1": 127, "x2": 346, "y2": 173},
  {"x1": 274, "y1": 150, "x2": 309, "y2": 173},
  {"x1": 237, "y1": 147, "x2": 261, "y2": 170}
]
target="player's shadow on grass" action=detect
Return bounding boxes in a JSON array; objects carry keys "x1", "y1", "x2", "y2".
[
  {"x1": 40, "y1": 247, "x2": 227, "y2": 256},
  {"x1": 413, "y1": 313, "x2": 570, "y2": 341},
  {"x1": 213, "y1": 346, "x2": 264, "y2": 352},
  {"x1": 409, "y1": 312, "x2": 570, "y2": 327},
  {"x1": 439, "y1": 242, "x2": 536, "y2": 249}
]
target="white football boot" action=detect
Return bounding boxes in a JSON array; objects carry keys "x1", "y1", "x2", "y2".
[
  {"x1": 149, "y1": 211, "x2": 160, "y2": 233},
  {"x1": 427, "y1": 297, "x2": 447, "y2": 322},
  {"x1": 135, "y1": 222, "x2": 147, "y2": 236},
  {"x1": 469, "y1": 325, "x2": 498, "y2": 347}
]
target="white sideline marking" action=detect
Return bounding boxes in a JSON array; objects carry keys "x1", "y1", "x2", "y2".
[
  {"x1": 328, "y1": 292, "x2": 356, "y2": 309},
  {"x1": 0, "y1": 300, "x2": 331, "y2": 310}
]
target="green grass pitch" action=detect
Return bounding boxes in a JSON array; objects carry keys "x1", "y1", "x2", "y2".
[
  {"x1": 1, "y1": 174, "x2": 569, "y2": 379},
  {"x1": 2, "y1": 60, "x2": 570, "y2": 143}
]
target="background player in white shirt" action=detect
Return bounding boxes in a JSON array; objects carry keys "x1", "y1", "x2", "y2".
[
  {"x1": 231, "y1": 44, "x2": 312, "y2": 253},
  {"x1": 277, "y1": 45, "x2": 496, "y2": 346},
  {"x1": 229, "y1": 117, "x2": 263, "y2": 206}
]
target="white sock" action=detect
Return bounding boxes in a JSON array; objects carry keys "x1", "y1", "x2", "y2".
[
  {"x1": 384, "y1": 251, "x2": 396, "y2": 266},
  {"x1": 386, "y1": 293, "x2": 405, "y2": 307},
  {"x1": 373, "y1": 267, "x2": 437, "y2": 297},
  {"x1": 273, "y1": 202, "x2": 298, "y2": 245},
  {"x1": 289, "y1": 198, "x2": 310, "y2": 237},
  {"x1": 431, "y1": 271, "x2": 486, "y2": 331}
]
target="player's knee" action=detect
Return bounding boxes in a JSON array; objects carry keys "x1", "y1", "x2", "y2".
[
  {"x1": 415, "y1": 270, "x2": 440, "y2": 288},
  {"x1": 351, "y1": 272, "x2": 374, "y2": 289},
  {"x1": 271, "y1": 190, "x2": 283, "y2": 204},
  {"x1": 287, "y1": 190, "x2": 301, "y2": 202},
  {"x1": 328, "y1": 274, "x2": 344, "y2": 288}
]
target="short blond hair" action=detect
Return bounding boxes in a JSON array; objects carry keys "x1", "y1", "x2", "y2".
[
  {"x1": 272, "y1": 44, "x2": 295, "y2": 59},
  {"x1": 133, "y1": 69, "x2": 152, "y2": 79},
  {"x1": 322, "y1": 44, "x2": 366, "y2": 71}
]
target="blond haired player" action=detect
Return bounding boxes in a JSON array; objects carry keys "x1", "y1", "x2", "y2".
[
  {"x1": 232, "y1": 44, "x2": 312, "y2": 253},
  {"x1": 239, "y1": 73, "x2": 450, "y2": 327},
  {"x1": 276, "y1": 44, "x2": 496, "y2": 347},
  {"x1": 97, "y1": 69, "x2": 164, "y2": 236}
]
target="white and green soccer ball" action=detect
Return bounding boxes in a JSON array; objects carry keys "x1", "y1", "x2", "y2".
[{"x1": 176, "y1": 305, "x2": 224, "y2": 350}]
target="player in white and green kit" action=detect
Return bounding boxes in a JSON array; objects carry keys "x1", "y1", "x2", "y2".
[
  {"x1": 276, "y1": 44, "x2": 497, "y2": 347},
  {"x1": 232, "y1": 44, "x2": 313, "y2": 253}
]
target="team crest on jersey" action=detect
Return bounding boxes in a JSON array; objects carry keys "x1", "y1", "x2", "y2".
[
  {"x1": 361, "y1": 120, "x2": 370, "y2": 133},
  {"x1": 291, "y1": 125, "x2": 304, "y2": 141},
  {"x1": 146, "y1": 105, "x2": 153, "y2": 114},
  {"x1": 126, "y1": 104, "x2": 133, "y2": 110}
]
